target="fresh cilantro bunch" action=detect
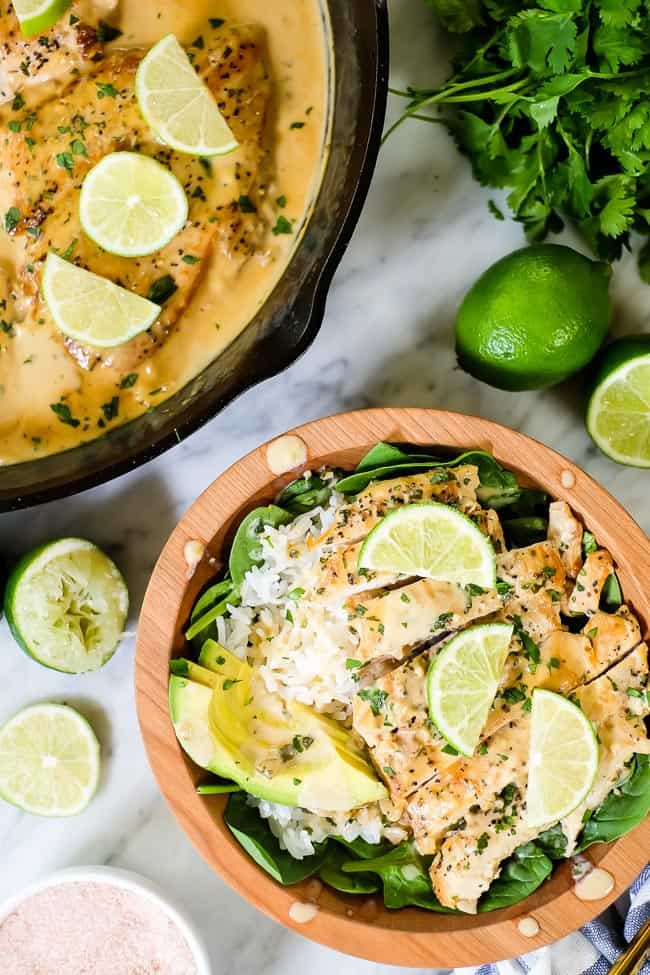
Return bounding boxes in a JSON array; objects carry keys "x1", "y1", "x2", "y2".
[{"x1": 394, "y1": 0, "x2": 650, "y2": 277}]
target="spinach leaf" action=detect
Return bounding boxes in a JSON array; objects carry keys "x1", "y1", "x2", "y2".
[
  {"x1": 185, "y1": 591, "x2": 240, "y2": 642},
  {"x1": 355, "y1": 442, "x2": 437, "y2": 472},
  {"x1": 334, "y1": 835, "x2": 392, "y2": 859},
  {"x1": 336, "y1": 462, "x2": 443, "y2": 495},
  {"x1": 478, "y1": 842, "x2": 553, "y2": 912},
  {"x1": 600, "y1": 572, "x2": 624, "y2": 612},
  {"x1": 501, "y1": 516, "x2": 549, "y2": 548},
  {"x1": 276, "y1": 474, "x2": 336, "y2": 515},
  {"x1": 224, "y1": 791, "x2": 329, "y2": 884},
  {"x1": 229, "y1": 505, "x2": 292, "y2": 586},
  {"x1": 507, "y1": 488, "x2": 549, "y2": 518},
  {"x1": 577, "y1": 754, "x2": 650, "y2": 852},
  {"x1": 342, "y1": 841, "x2": 453, "y2": 912},
  {"x1": 319, "y1": 846, "x2": 380, "y2": 895},
  {"x1": 535, "y1": 823, "x2": 568, "y2": 860},
  {"x1": 190, "y1": 578, "x2": 235, "y2": 621}
]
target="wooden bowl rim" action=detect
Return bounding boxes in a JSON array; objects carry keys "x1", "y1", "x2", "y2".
[{"x1": 135, "y1": 407, "x2": 650, "y2": 967}]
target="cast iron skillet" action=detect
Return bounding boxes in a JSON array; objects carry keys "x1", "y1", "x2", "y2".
[{"x1": 0, "y1": 0, "x2": 389, "y2": 511}]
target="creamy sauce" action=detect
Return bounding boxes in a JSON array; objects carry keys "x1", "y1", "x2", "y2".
[
  {"x1": 573, "y1": 866, "x2": 615, "y2": 901},
  {"x1": 517, "y1": 916, "x2": 540, "y2": 938},
  {"x1": 0, "y1": 0, "x2": 330, "y2": 464},
  {"x1": 288, "y1": 901, "x2": 319, "y2": 924},
  {"x1": 265, "y1": 434, "x2": 308, "y2": 475}
]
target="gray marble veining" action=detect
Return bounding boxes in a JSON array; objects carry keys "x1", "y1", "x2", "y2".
[{"x1": 0, "y1": 2, "x2": 647, "y2": 972}]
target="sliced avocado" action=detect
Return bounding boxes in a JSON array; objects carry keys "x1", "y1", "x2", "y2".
[{"x1": 169, "y1": 640, "x2": 387, "y2": 811}]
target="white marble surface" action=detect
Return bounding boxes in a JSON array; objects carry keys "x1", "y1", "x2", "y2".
[{"x1": 1, "y1": 3, "x2": 649, "y2": 973}]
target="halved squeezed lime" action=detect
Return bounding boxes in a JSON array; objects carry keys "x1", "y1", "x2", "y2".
[{"x1": 4, "y1": 538, "x2": 129, "y2": 673}]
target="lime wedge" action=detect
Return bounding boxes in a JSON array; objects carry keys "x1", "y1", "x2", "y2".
[
  {"x1": 586, "y1": 337, "x2": 650, "y2": 468},
  {"x1": 427, "y1": 623, "x2": 514, "y2": 756},
  {"x1": 4, "y1": 538, "x2": 129, "y2": 674},
  {"x1": 135, "y1": 34, "x2": 239, "y2": 157},
  {"x1": 11, "y1": 0, "x2": 72, "y2": 37},
  {"x1": 526, "y1": 689, "x2": 599, "y2": 829},
  {"x1": 358, "y1": 502, "x2": 496, "y2": 588},
  {"x1": 0, "y1": 703, "x2": 100, "y2": 816},
  {"x1": 79, "y1": 152, "x2": 188, "y2": 258},
  {"x1": 42, "y1": 253, "x2": 160, "y2": 348}
]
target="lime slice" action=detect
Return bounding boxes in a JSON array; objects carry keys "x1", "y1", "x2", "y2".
[
  {"x1": 11, "y1": 0, "x2": 72, "y2": 37},
  {"x1": 42, "y1": 253, "x2": 160, "y2": 348},
  {"x1": 135, "y1": 34, "x2": 239, "y2": 157},
  {"x1": 79, "y1": 152, "x2": 189, "y2": 258},
  {"x1": 526, "y1": 689, "x2": 599, "y2": 829},
  {"x1": 358, "y1": 502, "x2": 496, "y2": 587},
  {"x1": 4, "y1": 538, "x2": 129, "y2": 674},
  {"x1": 0, "y1": 703, "x2": 100, "y2": 816},
  {"x1": 586, "y1": 337, "x2": 650, "y2": 468},
  {"x1": 427, "y1": 623, "x2": 514, "y2": 756}
]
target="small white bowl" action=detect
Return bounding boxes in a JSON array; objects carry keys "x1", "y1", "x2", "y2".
[{"x1": 0, "y1": 865, "x2": 212, "y2": 975}]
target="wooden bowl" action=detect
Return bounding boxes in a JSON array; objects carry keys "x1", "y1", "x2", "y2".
[{"x1": 135, "y1": 408, "x2": 650, "y2": 968}]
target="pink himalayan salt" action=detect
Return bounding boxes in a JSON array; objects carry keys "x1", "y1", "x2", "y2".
[{"x1": 0, "y1": 881, "x2": 198, "y2": 975}]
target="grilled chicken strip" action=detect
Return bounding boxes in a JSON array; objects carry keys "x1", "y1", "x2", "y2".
[
  {"x1": 430, "y1": 644, "x2": 649, "y2": 913},
  {"x1": 547, "y1": 500, "x2": 583, "y2": 578},
  {"x1": 0, "y1": 0, "x2": 114, "y2": 103},
  {"x1": 4, "y1": 26, "x2": 270, "y2": 371},
  {"x1": 496, "y1": 541, "x2": 565, "y2": 644},
  {"x1": 568, "y1": 549, "x2": 615, "y2": 615}
]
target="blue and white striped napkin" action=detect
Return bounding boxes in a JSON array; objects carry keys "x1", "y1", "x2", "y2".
[{"x1": 454, "y1": 865, "x2": 650, "y2": 975}]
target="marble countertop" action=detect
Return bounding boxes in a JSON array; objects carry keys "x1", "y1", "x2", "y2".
[{"x1": 1, "y1": 3, "x2": 649, "y2": 973}]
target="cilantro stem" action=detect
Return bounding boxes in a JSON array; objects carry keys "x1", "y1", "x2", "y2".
[{"x1": 390, "y1": 67, "x2": 522, "y2": 101}]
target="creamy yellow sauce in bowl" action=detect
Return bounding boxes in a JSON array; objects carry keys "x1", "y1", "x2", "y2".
[{"x1": 0, "y1": 0, "x2": 333, "y2": 466}]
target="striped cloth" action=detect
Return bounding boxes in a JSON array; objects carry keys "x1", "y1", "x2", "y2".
[{"x1": 454, "y1": 865, "x2": 650, "y2": 975}]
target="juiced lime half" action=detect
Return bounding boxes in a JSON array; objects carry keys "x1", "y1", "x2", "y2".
[
  {"x1": 358, "y1": 502, "x2": 496, "y2": 588},
  {"x1": 79, "y1": 152, "x2": 189, "y2": 257},
  {"x1": 526, "y1": 689, "x2": 599, "y2": 829},
  {"x1": 4, "y1": 538, "x2": 129, "y2": 674},
  {"x1": 0, "y1": 703, "x2": 100, "y2": 816},
  {"x1": 586, "y1": 337, "x2": 650, "y2": 468},
  {"x1": 42, "y1": 253, "x2": 161, "y2": 348},
  {"x1": 427, "y1": 622, "x2": 514, "y2": 756},
  {"x1": 11, "y1": 0, "x2": 72, "y2": 37},
  {"x1": 135, "y1": 34, "x2": 239, "y2": 157}
]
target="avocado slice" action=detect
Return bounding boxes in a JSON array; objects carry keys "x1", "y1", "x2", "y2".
[{"x1": 169, "y1": 641, "x2": 387, "y2": 811}]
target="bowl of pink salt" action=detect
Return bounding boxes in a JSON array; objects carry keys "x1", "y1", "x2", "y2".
[{"x1": 0, "y1": 865, "x2": 211, "y2": 975}]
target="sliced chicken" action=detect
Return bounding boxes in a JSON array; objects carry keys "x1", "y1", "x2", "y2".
[
  {"x1": 430, "y1": 643, "x2": 650, "y2": 912},
  {"x1": 561, "y1": 643, "x2": 650, "y2": 853},
  {"x1": 317, "y1": 467, "x2": 480, "y2": 547},
  {"x1": 348, "y1": 578, "x2": 501, "y2": 664},
  {"x1": 548, "y1": 500, "x2": 583, "y2": 578},
  {"x1": 581, "y1": 606, "x2": 641, "y2": 666},
  {"x1": 568, "y1": 550, "x2": 615, "y2": 616},
  {"x1": 310, "y1": 541, "x2": 404, "y2": 605},
  {"x1": 496, "y1": 541, "x2": 566, "y2": 644}
]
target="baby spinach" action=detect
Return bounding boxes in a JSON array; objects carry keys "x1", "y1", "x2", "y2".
[
  {"x1": 342, "y1": 841, "x2": 452, "y2": 912},
  {"x1": 224, "y1": 792, "x2": 329, "y2": 884},
  {"x1": 577, "y1": 754, "x2": 650, "y2": 852},
  {"x1": 334, "y1": 835, "x2": 392, "y2": 859},
  {"x1": 501, "y1": 516, "x2": 549, "y2": 549},
  {"x1": 455, "y1": 451, "x2": 521, "y2": 510},
  {"x1": 185, "y1": 591, "x2": 240, "y2": 643},
  {"x1": 229, "y1": 505, "x2": 293, "y2": 586},
  {"x1": 478, "y1": 842, "x2": 553, "y2": 912},
  {"x1": 600, "y1": 572, "x2": 624, "y2": 612},
  {"x1": 355, "y1": 442, "x2": 437, "y2": 472},
  {"x1": 276, "y1": 474, "x2": 336, "y2": 515},
  {"x1": 535, "y1": 823, "x2": 568, "y2": 860},
  {"x1": 190, "y1": 578, "x2": 236, "y2": 621},
  {"x1": 319, "y1": 846, "x2": 380, "y2": 895}
]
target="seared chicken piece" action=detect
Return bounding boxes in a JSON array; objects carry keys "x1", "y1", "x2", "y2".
[
  {"x1": 0, "y1": 0, "x2": 114, "y2": 103},
  {"x1": 5, "y1": 27, "x2": 270, "y2": 371},
  {"x1": 548, "y1": 500, "x2": 583, "y2": 578},
  {"x1": 348, "y1": 579, "x2": 501, "y2": 664},
  {"x1": 310, "y1": 541, "x2": 404, "y2": 605},
  {"x1": 568, "y1": 550, "x2": 615, "y2": 616},
  {"x1": 430, "y1": 644, "x2": 650, "y2": 912},
  {"x1": 561, "y1": 643, "x2": 650, "y2": 853},
  {"x1": 317, "y1": 467, "x2": 480, "y2": 547},
  {"x1": 496, "y1": 541, "x2": 565, "y2": 644},
  {"x1": 581, "y1": 606, "x2": 641, "y2": 665},
  {"x1": 312, "y1": 503, "x2": 505, "y2": 606}
]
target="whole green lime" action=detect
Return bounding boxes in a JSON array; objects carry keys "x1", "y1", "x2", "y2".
[{"x1": 455, "y1": 244, "x2": 612, "y2": 391}]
